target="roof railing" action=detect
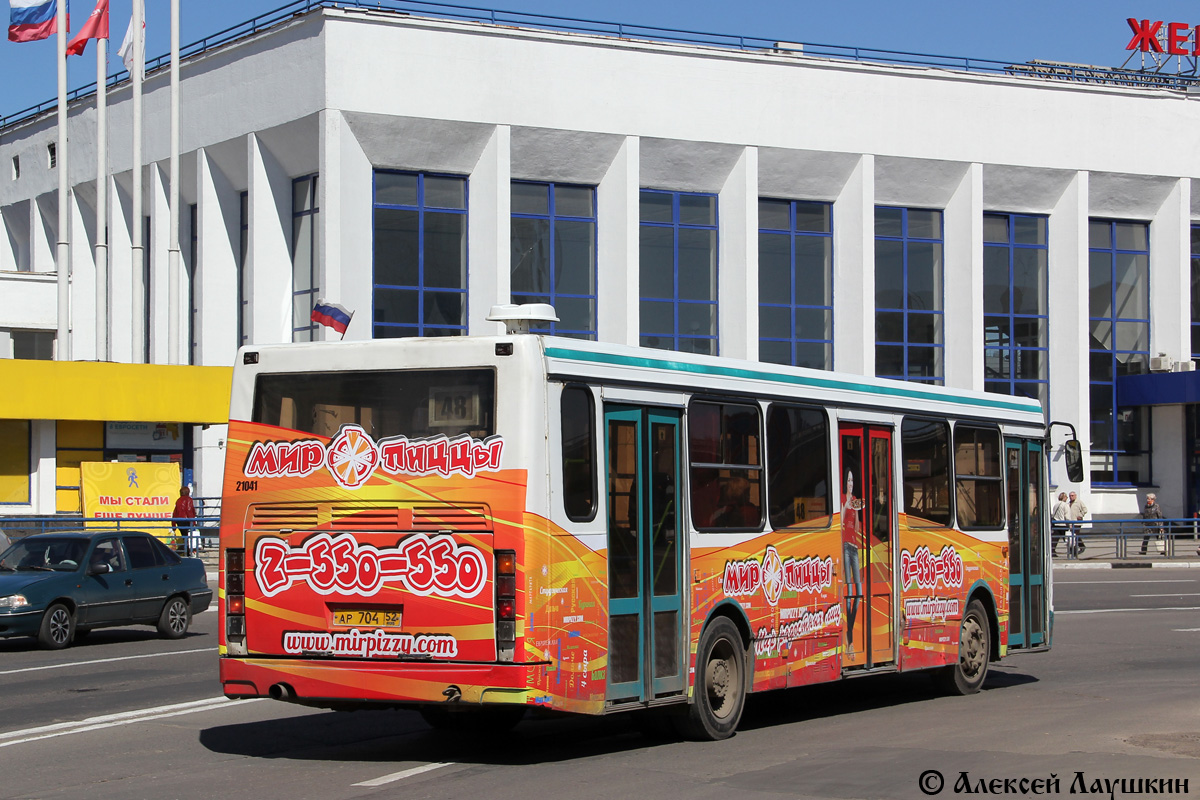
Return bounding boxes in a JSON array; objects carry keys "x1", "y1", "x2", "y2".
[{"x1": 4, "y1": 0, "x2": 1199, "y2": 129}]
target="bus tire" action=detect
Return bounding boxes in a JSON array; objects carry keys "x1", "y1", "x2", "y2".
[
  {"x1": 675, "y1": 617, "x2": 747, "y2": 741},
  {"x1": 936, "y1": 598, "x2": 990, "y2": 695}
]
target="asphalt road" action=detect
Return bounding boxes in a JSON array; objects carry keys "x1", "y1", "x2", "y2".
[{"x1": 1, "y1": 568, "x2": 1197, "y2": 800}]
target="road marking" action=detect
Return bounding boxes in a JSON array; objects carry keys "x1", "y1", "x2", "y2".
[
  {"x1": 1058, "y1": 579, "x2": 1196, "y2": 585},
  {"x1": 1130, "y1": 593, "x2": 1200, "y2": 598},
  {"x1": 1057, "y1": 606, "x2": 1200, "y2": 615},
  {"x1": 1172, "y1": 628, "x2": 1200, "y2": 632},
  {"x1": 353, "y1": 762, "x2": 453, "y2": 787},
  {"x1": 0, "y1": 647, "x2": 217, "y2": 676},
  {"x1": 0, "y1": 696, "x2": 262, "y2": 748}
]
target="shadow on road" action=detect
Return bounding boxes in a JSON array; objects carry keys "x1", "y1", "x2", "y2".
[{"x1": 198, "y1": 668, "x2": 1038, "y2": 764}]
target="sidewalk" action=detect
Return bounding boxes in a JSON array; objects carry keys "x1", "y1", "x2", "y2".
[{"x1": 1053, "y1": 555, "x2": 1200, "y2": 570}]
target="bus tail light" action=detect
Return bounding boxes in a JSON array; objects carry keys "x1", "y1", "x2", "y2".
[
  {"x1": 495, "y1": 549, "x2": 516, "y2": 662},
  {"x1": 225, "y1": 548, "x2": 248, "y2": 656}
]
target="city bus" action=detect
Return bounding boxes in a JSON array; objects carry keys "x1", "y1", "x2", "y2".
[{"x1": 218, "y1": 309, "x2": 1075, "y2": 740}]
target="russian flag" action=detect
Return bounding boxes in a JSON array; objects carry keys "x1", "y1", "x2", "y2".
[
  {"x1": 9, "y1": 0, "x2": 57, "y2": 43},
  {"x1": 311, "y1": 300, "x2": 353, "y2": 335}
]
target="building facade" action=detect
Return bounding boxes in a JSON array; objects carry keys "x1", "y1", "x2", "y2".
[{"x1": 2, "y1": 6, "x2": 1199, "y2": 517}]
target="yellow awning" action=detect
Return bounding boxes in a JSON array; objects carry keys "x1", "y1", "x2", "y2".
[{"x1": 0, "y1": 360, "x2": 233, "y2": 423}]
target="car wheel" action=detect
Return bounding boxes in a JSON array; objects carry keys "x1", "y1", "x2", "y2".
[
  {"x1": 157, "y1": 596, "x2": 191, "y2": 639},
  {"x1": 38, "y1": 603, "x2": 75, "y2": 650}
]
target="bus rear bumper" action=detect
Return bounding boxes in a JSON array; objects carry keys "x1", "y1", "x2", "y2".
[{"x1": 220, "y1": 657, "x2": 531, "y2": 706}]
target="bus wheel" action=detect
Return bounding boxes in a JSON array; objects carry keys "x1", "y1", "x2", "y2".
[
  {"x1": 936, "y1": 598, "x2": 991, "y2": 695},
  {"x1": 419, "y1": 706, "x2": 524, "y2": 734},
  {"x1": 675, "y1": 617, "x2": 746, "y2": 741}
]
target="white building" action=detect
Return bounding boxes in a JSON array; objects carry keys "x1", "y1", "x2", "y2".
[{"x1": 2, "y1": 4, "x2": 1198, "y2": 518}]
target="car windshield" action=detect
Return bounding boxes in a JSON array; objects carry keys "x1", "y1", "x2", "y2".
[{"x1": 0, "y1": 538, "x2": 89, "y2": 572}]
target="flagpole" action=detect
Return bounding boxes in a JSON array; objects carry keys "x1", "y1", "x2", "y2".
[
  {"x1": 341, "y1": 311, "x2": 355, "y2": 341},
  {"x1": 167, "y1": 0, "x2": 180, "y2": 364},
  {"x1": 131, "y1": 0, "x2": 143, "y2": 362},
  {"x1": 95, "y1": 30, "x2": 108, "y2": 360},
  {"x1": 56, "y1": 0, "x2": 70, "y2": 360}
]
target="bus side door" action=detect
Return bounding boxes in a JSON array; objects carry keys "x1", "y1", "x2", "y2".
[
  {"x1": 604, "y1": 405, "x2": 686, "y2": 704},
  {"x1": 838, "y1": 424, "x2": 895, "y2": 669},
  {"x1": 1005, "y1": 438, "x2": 1046, "y2": 648}
]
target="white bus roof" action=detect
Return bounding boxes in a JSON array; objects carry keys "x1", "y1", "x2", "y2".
[{"x1": 237, "y1": 335, "x2": 1046, "y2": 430}]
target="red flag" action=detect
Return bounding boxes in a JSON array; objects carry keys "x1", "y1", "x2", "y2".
[{"x1": 66, "y1": 0, "x2": 107, "y2": 56}]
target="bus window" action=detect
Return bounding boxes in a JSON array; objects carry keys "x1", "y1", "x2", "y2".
[
  {"x1": 252, "y1": 369, "x2": 495, "y2": 439},
  {"x1": 689, "y1": 401, "x2": 763, "y2": 531},
  {"x1": 901, "y1": 418, "x2": 952, "y2": 526},
  {"x1": 766, "y1": 404, "x2": 830, "y2": 529},
  {"x1": 954, "y1": 426, "x2": 1003, "y2": 529},
  {"x1": 560, "y1": 386, "x2": 596, "y2": 522}
]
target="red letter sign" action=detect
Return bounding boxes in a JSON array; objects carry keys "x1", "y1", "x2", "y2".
[{"x1": 1126, "y1": 18, "x2": 1164, "y2": 52}]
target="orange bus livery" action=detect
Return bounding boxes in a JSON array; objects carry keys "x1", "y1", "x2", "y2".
[{"x1": 219, "y1": 311, "x2": 1076, "y2": 739}]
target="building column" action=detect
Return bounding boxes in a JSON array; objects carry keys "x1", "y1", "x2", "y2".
[
  {"x1": 247, "y1": 134, "x2": 293, "y2": 345},
  {"x1": 1047, "y1": 170, "x2": 1090, "y2": 489},
  {"x1": 150, "y1": 164, "x2": 171, "y2": 364},
  {"x1": 109, "y1": 176, "x2": 135, "y2": 362},
  {"x1": 70, "y1": 188, "x2": 98, "y2": 361},
  {"x1": 1150, "y1": 178, "x2": 1191, "y2": 364},
  {"x1": 597, "y1": 136, "x2": 640, "y2": 346},
  {"x1": 32, "y1": 194, "x2": 56, "y2": 274},
  {"x1": 196, "y1": 147, "x2": 240, "y2": 367},
  {"x1": 832, "y1": 154, "x2": 874, "y2": 376},
  {"x1": 1148, "y1": 178, "x2": 1191, "y2": 518},
  {"x1": 718, "y1": 146, "x2": 758, "y2": 361},
  {"x1": 319, "y1": 109, "x2": 373, "y2": 342},
  {"x1": 32, "y1": 419, "x2": 56, "y2": 515},
  {"x1": 467, "y1": 125, "x2": 510, "y2": 335},
  {"x1": 943, "y1": 163, "x2": 983, "y2": 391},
  {"x1": 0, "y1": 203, "x2": 27, "y2": 271}
]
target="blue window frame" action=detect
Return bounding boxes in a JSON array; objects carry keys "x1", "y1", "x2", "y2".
[
  {"x1": 291, "y1": 174, "x2": 319, "y2": 342},
  {"x1": 875, "y1": 206, "x2": 944, "y2": 384},
  {"x1": 639, "y1": 189, "x2": 718, "y2": 355},
  {"x1": 373, "y1": 170, "x2": 468, "y2": 338},
  {"x1": 758, "y1": 198, "x2": 833, "y2": 370},
  {"x1": 1192, "y1": 224, "x2": 1200, "y2": 362},
  {"x1": 1088, "y1": 219, "x2": 1151, "y2": 485},
  {"x1": 983, "y1": 213, "x2": 1048, "y2": 409},
  {"x1": 510, "y1": 181, "x2": 596, "y2": 339}
]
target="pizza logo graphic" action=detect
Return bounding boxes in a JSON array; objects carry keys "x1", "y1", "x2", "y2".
[
  {"x1": 760, "y1": 545, "x2": 784, "y2": 606},
  {"x1": 325, "y1": 425, "x2": 379, "y2": 489}
]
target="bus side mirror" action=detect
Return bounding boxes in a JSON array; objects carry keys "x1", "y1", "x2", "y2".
[{"x1": 1063, "y1": 440, "x2": 1084, "y2": 484}]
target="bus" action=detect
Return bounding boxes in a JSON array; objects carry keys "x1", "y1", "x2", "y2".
[{"x1": 218, "y1": 310, "x2": 1077, "y2": 740}]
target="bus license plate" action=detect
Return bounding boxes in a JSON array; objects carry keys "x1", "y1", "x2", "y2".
[{"x1": 332, "y1": 609, "x2": 403, "y2": 629}]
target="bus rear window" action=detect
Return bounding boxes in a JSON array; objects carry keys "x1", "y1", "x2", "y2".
[{"x1": 252, "y1": 369, "x2": 495, "y2": 439}]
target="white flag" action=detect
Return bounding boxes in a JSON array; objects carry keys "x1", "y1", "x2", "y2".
[{"x1": 117, "y1": 16, "x2": 143, "y2": 73}]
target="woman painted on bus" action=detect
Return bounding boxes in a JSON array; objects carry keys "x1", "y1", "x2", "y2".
[{"x1": 841, "y1": 470, "x2": 865, "y2": 656}]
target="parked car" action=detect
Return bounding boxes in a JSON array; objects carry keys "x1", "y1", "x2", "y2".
[{"x1": 0, "y1": 530, "x2": 212, "y2": 649}]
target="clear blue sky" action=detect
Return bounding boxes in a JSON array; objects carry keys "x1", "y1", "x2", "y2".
[{"x1": 4, "y1": 0, "x2": 1200, "y2": 117}]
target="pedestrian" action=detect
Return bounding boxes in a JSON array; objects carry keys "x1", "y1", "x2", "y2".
[
  {"x1": 173, "y1": 486, "x2": 197, "y2": 554},
  {"x1": 1051, "y1": 492, "x2": 1070, "y2": 556},
  {"x1": 1068, "y1": 491, "x2": 1088, "y2": 553},
  {"x1": 1139, "y1": 493, "x2": 1164, "y2": 556}
]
